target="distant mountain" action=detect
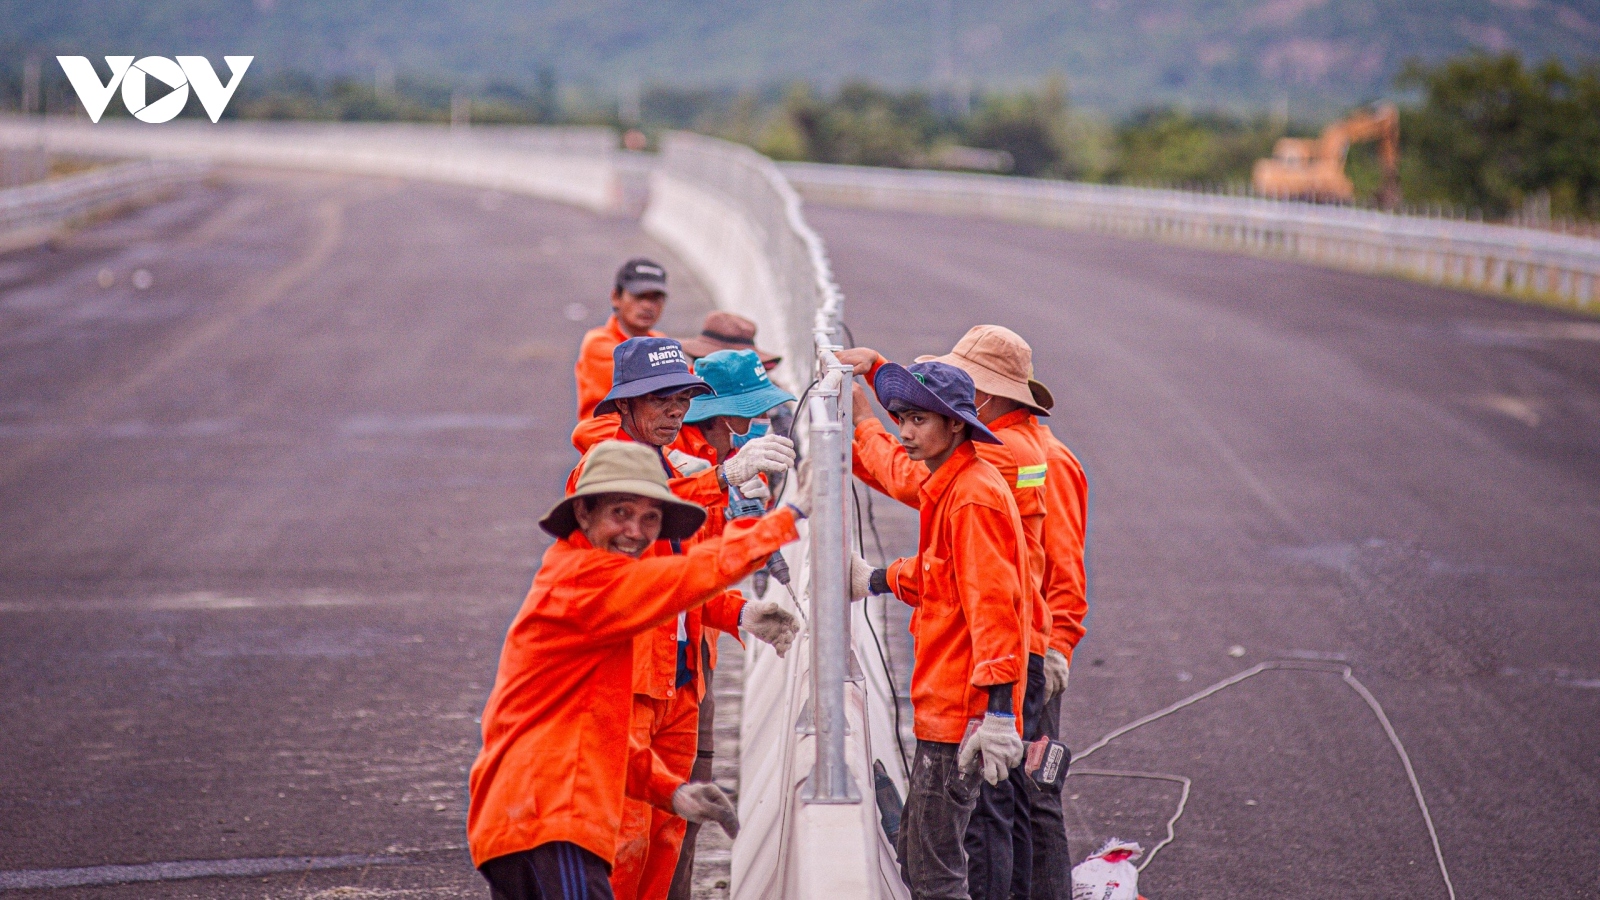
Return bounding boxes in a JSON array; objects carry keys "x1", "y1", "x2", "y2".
[{"x1": 5, "y1": 0, "x2": 1598, "y2": 115}]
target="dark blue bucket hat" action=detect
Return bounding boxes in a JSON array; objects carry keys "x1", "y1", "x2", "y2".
[
  {"x1": 594, "y1": 337, "x2": 713, "y2": 416},
  {"x1": 685, "y1": 350, "x2": 796, "y2": 423},
  {"x1": 872, "y1": 361, "x2": 1002, "y2": 444}
]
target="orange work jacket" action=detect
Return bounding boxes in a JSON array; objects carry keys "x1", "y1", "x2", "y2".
[
  {"x1": 864, "y1": 438, "x2": 1027, "y2": 742},
  {"x1": 1031, "y1": 422, "x2": 1089, "y2": 659},
  {"x1": 853, "y1": 409, "x2": 1050, "y2": 658},
  {"x1": 574, "y1": 315, "x2": 662, "y2": 420},
  {"x1": 568, "y1": 430, "x2": 743, "y2": 691},
  {"x1": 467, "y1": 509, "x2": 798, "y2": 867}
]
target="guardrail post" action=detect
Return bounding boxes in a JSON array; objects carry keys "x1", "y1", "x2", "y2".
[{"x1": 801, "y1": 385, "x2": 859, "y2": 804}]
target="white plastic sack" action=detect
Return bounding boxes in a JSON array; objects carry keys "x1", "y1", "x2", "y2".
[{"x1": 1071, "y1": 839, "x2": 1143, "y2": 900}]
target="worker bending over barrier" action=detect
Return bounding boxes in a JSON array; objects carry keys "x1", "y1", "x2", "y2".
[
  {"x1": 467, "y1": 440, "x2": 805, "y2": 900},
  {"x1": 570, "y1": 337, "x2": 799, "y2": 900},
  {"x1": 842, "y1": 360, "x2": 1029, "y2": 900}
]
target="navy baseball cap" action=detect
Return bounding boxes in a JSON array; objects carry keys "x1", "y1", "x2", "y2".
[
  {"x1": 594, "y1": 337, "x2": 713, "y2": 416},
  {"x1": 615, "y1": 258, "x2": 668, "y2": 296},
  {"x1": 871, "y1": 361, "x2": 1001, "y2": 444}
]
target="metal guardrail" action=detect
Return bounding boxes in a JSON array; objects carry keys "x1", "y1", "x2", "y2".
[
  {"x1": 0, "y1": 158, "x2": 206, "y2": 248},
  {"x1": 781, "y1": 161, "x2": 1600, "y2": 309},
  {"x1": 0, "y1": 116, "x2": 620, "y2": 213}
]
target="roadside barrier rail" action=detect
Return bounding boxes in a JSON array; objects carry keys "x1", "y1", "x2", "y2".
[
  {"x1": 0, "y1": 157, "x2": 205, "y2": 251},
  {"x1": 781, "y1": 161, "x2": 1600, "y2": 309},
  {"x1": 644, "y1": 133, "x2": 905, "y2": 899},
  {"x1": 0, "y1": 116, "x2": 620, "y2": 213}
]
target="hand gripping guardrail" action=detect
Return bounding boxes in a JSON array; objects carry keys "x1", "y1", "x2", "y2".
[
  {"x1": 644, "y1": 134, "x2": 907, "y2": 899},
  {"x1": 781, "y1": 162, "x2": 1600, "y2": 310},
  {"x1": 0, "y1": 157, "x2": 206, "y2": 251}
]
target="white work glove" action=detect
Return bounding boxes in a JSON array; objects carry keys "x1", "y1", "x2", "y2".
[
  {"x1": 665, "y1": 448, "x2": 713, "y2": 476},
  {"x1": 740, "y1": 599, "x2": 799, "y2": 657},
  {"x1": 720, "y1": 435, "x2": 795, "y2": 486},
  {"x1": 849, "y1": 552, "x2": 874, "y2": 601},
  {"x1": 736, "y1": 477, "x2": 770, "y2": 500},
  {"x1": 671, "y1": 782, "x2": 739, "y2": 839},
  {"x1": 786, "y1": 457, "x2": 813, "y2": 518},
  {"x1": 1044, "y1": 648, "x2": 1070, "y2": 699},
  {"x1": 958, "y1": 713, "x2": 1026, "y2": 786}
]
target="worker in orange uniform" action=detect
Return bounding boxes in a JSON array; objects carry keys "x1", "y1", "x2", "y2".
[
  {"x1": 839, "y1": 329, "x2": 1051, "y2": 900},
  {"x1": 841, "y1": 359, "x2": 1028, "y2": 900},
  {"x1": 575, "y1": 259, "x2": 669, "y2": 420},
  {"x1": 657, "y1": 347, "x2": 796, "y2": 900},
  {"x1": 570, "y1": 337, "x2": 800, "y2": 900},
  {"x1": 468, "y1": 439, "x2": 807, "y2": 900}
]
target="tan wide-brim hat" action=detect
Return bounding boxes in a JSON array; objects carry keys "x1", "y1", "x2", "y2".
[
  {"x1": 916, "y1": 324, "x2": 1052, "y2": 416},
  {"x1": 540, "y1": 441, "x2": 707, "y2": 541},
  {"x1": 678, "y1": 311, "x2": 783, "y2": 367}
]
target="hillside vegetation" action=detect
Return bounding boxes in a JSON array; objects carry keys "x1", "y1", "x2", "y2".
[{"x1": 3, "y1": 0, "x2": 1600, "y2": 114}]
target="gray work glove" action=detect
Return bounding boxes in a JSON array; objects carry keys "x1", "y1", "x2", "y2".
[
  {"x1": 672, "y1": 782, "x2": 739, "y2": 839},
  {"x1": 1044, "y1": 648, "x2": 1071, "y2": 700},
  {"x1": 740, "y1": 599, "x2": 799, "y2": 657},
  {"x1": 720, "y1": 435, "x2": 795, "y2": 486},
  {"x1": 849, "y1": 552, "x2": 873, "y2": 601},
  {"x1": 737, "y1": 476, "x2": 770, "y2": 500},
  {"x1": 665, "y1": 448, "x2": 713, "y2": 476},
  {"x1": 958, "y1": 713, "x2": 1026, "y2": 786}
]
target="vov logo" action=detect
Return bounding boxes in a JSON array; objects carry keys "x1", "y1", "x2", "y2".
[{"x1": 57, "y1": 56, "x2": 253, "y2": 124}]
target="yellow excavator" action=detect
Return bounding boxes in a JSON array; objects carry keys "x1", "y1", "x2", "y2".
[{"x1": 1252, "y1": 103, "x2": 1400, "y2": 209}]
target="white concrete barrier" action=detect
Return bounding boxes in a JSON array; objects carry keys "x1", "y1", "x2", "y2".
[
  {"x1": 0, "y1": 116, "x2": 620, "y2": 213},
  {"x1": 643, "y1": 132, "x2": 909, "y2": 900},
  {"x1": 782, "y1": 161, "x2": 1600, "y2": 310}
]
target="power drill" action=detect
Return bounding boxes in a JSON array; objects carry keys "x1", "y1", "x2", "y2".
[{"x1": 727, "y1": 480, "x2": 791, "y2": 589}]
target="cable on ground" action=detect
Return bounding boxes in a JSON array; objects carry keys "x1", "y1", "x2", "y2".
[{"x1": 1068, "y1": 659, "x2": 1455, "y2": 898}]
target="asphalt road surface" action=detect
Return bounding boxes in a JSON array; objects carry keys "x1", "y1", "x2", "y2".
[
  {"x1": 809, "y1": 203, "x2": 1600, "y2": 897},
  {"x1": 0, "y1": 170, "x2": 713, "y2": 899}
]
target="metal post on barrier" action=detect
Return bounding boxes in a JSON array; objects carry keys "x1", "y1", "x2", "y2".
[{"x1": 802, "y1": 374, "x2": 860, "y2": 804}]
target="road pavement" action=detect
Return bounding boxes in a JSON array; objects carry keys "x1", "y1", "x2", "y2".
[
  {"x1": 0, "y1": 170, "x2": 712, "y2": 899},
  {"x1": 808, "y1": 202, "x2": 1600, "y2": 898}
]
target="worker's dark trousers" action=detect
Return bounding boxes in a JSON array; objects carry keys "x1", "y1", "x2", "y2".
[
  {"x1": 666, "y1": 639, "x2": 716, "y2": 900},
  {"x1": 964, "y1": 654, "x2": 1048, "y2": 900},
  {"x1": 1014, "y1": 655, "x2": 1070, "y2": 900},
  {"x1": 898, "y1": 740, "x2": 982, "y2": 899},
  {"x1": 480, "y1": 841, "x2": 614, "y2": 900}
]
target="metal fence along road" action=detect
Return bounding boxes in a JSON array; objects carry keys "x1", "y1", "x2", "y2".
[
  {"x1": 781, "y1": 162, "x2": 1600, "y2": 310},
  {"x1": 0, "y1": 157, "x2": 206, "y2": 252},
  {"x1": 0, "y1": 116, "x2": 621, "y2": 213}
]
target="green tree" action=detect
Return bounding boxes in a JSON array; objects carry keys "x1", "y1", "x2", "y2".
[{"x1": 1398, "y1": 53, "x2": 1600, "y2": 219}]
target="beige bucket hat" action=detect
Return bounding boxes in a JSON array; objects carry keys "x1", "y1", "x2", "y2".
[
  {"x1": 916, "y1": 324, "x2": 1054, "y2": 416},
  {"x1": 539, "y1": 440, "x2": 707, "y2": 541}
]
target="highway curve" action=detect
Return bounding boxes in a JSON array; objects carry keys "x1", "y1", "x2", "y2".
[
  {"x1": 0, "y1": 170, "x2": 712, "y2": 898},
  {"x1": 808, "y1": 202, "x2": 1600, "y2": 898}
]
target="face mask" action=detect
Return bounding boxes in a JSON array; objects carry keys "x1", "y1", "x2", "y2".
[{"x1": 731, "y1": 418, "x2": 770, "y2": 449}]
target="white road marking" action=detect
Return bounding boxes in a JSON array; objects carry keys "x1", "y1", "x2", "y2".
[{"x1": 0, "y1": 853, "x2": 405, "y2": 890}]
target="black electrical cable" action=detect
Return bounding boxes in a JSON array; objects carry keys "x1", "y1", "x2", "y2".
[{"x1": 853, "y1": 480, "x2": 911, "y2": 781}]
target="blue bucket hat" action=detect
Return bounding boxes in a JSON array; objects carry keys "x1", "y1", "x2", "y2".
[
  {"x1": 685, "y1": 350, "x2": 797, "y2": 423},
  {"x1": 594, "y1": 337, "x2": 713, "y2": 417},
  {"x1": 871, "y1": 361, "x2": 1002, "y2": 444}
]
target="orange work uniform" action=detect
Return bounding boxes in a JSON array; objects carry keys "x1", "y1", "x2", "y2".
[
  {"x1": 575, "y1": 315, "x2": 662, "y2": 420},
  {"x1": 1034, "y1": 423, "x2": 1089, "y2": 659},
  {"x1": 466, "y1": 509, "x2": 797, "y2": 869},
  {"x1": 853, "y1": 408, "x2": 1051, "y2": 658},
  {"x1": 566, "y1": 431, "x2": 745, "y2": 900},
  {"x1": 858, "y1": 437, "x2": 1028, "y2": 741}
]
